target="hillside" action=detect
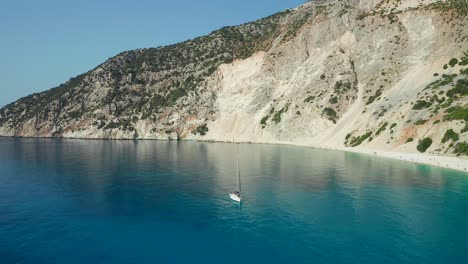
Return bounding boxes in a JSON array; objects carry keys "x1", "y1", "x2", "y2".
[{"x1": 0, "y1": 0, "x2": 467, "y2": 168}]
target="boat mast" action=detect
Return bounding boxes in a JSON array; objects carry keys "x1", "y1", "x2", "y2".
[{"x1": 237, "y1": 150, "x2": 241, "y2": 193}]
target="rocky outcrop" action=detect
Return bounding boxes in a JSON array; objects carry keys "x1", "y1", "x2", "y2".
[{"x1": 0, "y1": 0, "x2": 467, "y2": 159}]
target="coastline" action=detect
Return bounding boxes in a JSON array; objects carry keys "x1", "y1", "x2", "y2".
[
  {"x1": 244, "y1": 139, "x2": 468, "y2": 173},
  {"x1": 340, "y1": 147, "x2": 468, "y2": 173},
  {"x1": 1, "y1": 135, "x2": 467, "y2": 173}
]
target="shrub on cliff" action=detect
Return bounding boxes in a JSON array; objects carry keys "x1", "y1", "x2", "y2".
[
  {"x1": 449, "y1": 58, "x2": 459, "y2": 67},
  {"x1": 412, "y1": 100, "x2": 432, "y2": 110},
  {"x1": 193, "y1": 123, "x2": 209, "y2": 136},
  {"x1": 441, "y1": 129, "x2": 459, "y2": 143},
  {"x1": 417, "y1": 137, "x2": 433, "y2": 153},
  {"x1": 454, "y1": 142, "x2": 468, "y2": 156},
  {"x1": 444, "y1": 107, "x2": 468, "y2": 121}
]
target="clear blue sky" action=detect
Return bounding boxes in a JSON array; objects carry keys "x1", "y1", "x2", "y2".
[{"x1": 0, "y1": 0, "x2": 306, "y2": 107}]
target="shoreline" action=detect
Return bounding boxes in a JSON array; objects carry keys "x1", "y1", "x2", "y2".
[
  {"x1": 242, "y1": 140, "x2": 468, "y2": 173},
  {"x1": 340, "y1": 147, "x2": 468, "y2": 173},
  {"x1": 1, "y1": 135, "x2": 467, "y2": 173}
]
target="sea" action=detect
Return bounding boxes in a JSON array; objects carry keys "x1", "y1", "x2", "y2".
[{"x1": 0, "y1": 138, "x2": 467, "y2": 263}]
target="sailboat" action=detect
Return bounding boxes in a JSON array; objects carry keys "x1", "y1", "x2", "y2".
[{"x1": 229, "y1": 154, "x2": 242, "y2": 202}]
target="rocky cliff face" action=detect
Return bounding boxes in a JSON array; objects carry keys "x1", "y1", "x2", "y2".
[{"x1": 0, "y1": 0, "x2": 467, "y2": 158}]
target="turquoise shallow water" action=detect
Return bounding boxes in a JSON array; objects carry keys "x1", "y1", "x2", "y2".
[{"x1": 0, "y1": 138, "x2": 467, "y2": 263}]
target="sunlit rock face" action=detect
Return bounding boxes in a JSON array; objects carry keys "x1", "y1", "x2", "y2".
[{"x1": 0, "y1": 0, "x2": 467, "y2": 157}]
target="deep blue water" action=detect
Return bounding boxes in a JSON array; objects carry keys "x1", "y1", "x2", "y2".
[{"x1": 0, "y1": 138, "x2": 468, "y2": 263}]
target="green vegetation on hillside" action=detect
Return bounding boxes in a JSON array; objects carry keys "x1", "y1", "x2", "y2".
[
  {"x1": 449, "y1": 58, "x2": 459, "y2": 67},
  {"x1": 348, "y1": 131, "x2": 373, "y2": 147},
  {"x1": 375, "y1": 122, "x2": 388, "y2": 136},
  {"x1": 412, "y1": 54, "x2": 467, "y2": 128},
  {"x1": 323, "y1": 107, "x2": 337, "y2": 122},
  {"x1": 441, "y1": 129, "x2": 459, "y2": 143},
  {"x1": 272, "y1": 103, "x2": 290, "y2": 124},
  {"x1": 334, "y1": 81, "x2": 352, "y2": 93},
  {"x1": 366, "y1": 89, "x2": 382, "y2": 105},
  {"x1": 193, "y1": 123, "x2": 209, "y2": 136},
  {"x1": 412, "y1": 100, "x2": 432, "y2": 110},
  {"x1": 417, "y1": 137, "x2": 433, "y2": 153},
  {"x1": 304, "y1": 96, "x2": 315, "y2": 103},
  {"x1": 283, "y1": 12, "x2": 312, "y2": 41},
  {"x1": 454, "y1": 142, "x2": 468, "y2": 156},
  {"x1": 429, "y1": 0, "x2": 468, "y2": 16},
  {"x1": 444, "y1": 106, "x2": 468, "y2": 121},
  {"x1": 260, "y1": 115, "x2": 269, "y2": 126},
  {"x1": 446, "y1": 79, "x2": 468, "y2": 97},
  {"x1": 414, "y1": 119, "x2": 428, "y2": 125}
]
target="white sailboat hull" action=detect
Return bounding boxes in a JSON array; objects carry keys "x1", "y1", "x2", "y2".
[{"x1": 229, "y1": 192, "x2": 241, "y2": 202}]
